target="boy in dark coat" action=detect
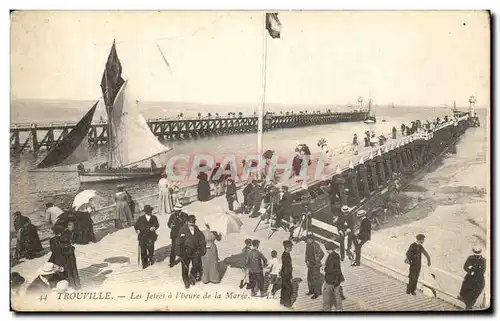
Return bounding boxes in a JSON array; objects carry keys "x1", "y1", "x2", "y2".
[
  {"x1": 175, "y1": 215, "x2": 206, "y2": 288},
  {"x1": 245, "y1": 239, "x2": 268, "y2": 297},
  {"x1": 167, "y1": 204, "x2": 188, "y2": 267},
  {"x1": 323, "y1": 242, "x2": 344, "y2": 311},
  {"x1": 305, "y1": 234, "x2": 324, "y2": 299},
  {"x1": 405, "y1": 234, "x2": 431, "y2": 295},
  {"x1": 459, "y1": 247, "x2": 486, "y2": 310},
  {"x1": 280, "y1": 240, "x2": 294, "y2": 308},
  {"x1": 134, "y1": 205, "x2": 159, "y2": 269}
]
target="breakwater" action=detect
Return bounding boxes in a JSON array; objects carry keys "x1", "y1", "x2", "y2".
[{"x1": 10, "y1": 111, "x2": 367, "y2": 153}]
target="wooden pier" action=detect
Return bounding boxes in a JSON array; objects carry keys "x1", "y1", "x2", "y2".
[
  {"x1": 11, "y1": 113, "x2": 478, "y2": 311},
  {"x1": 10, "y1": 111, "x2": 367, "y2": 153}
]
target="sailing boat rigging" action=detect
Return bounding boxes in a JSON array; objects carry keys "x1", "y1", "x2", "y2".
[
  {"x1": 363, "y1": 99, "x2": 377, "y2": 124},
  {"x1": 36, "y1": 41, "x2": 172, "y2": 184}
]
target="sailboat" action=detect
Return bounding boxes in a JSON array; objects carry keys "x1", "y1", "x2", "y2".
[
  {"x1": 36, "y1": 41, "x2": 172, "y2": 184},
  {"x1": 363, "y1": 99, "x2": 377, "y2": 124}
]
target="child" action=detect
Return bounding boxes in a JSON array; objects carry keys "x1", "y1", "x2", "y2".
[{"x1": 266, "y1": 250, "x2": 281, "y2": 298}]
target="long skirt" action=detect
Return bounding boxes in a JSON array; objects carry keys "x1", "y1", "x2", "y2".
[
  {"x1": 115, "y1": 201, "x2": 133, "y2": 228},
  {"x1": 158, "y1": 187, "x2": 174, "y2": 215},
  {"x1": 16, "y1": 225, "x2": 43, "y2": 259},
  {"x1": 197, "y1": 180, "x2": 211, "y2": 202},
  {"x1": 459, "y1": 275, "x2": 484, "y2": 308},
  {"x1": 202, "y1": 245, "x2": 220, "y2": 283}
]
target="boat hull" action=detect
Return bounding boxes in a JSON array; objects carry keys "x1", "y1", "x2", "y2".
[{"x1": 78, "y1": 167, "x2": 165, "y2": 184}]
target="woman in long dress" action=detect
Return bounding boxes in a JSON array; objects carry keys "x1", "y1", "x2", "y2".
[
  {"x1": 114, "y1": 186, "x2": 134, "y2": 229},
  {"x1": 158, "y1": 174, "x2": 174, "y2": 215},
  {"x1": 197, "y1": 172, "x2": 211, "y2": 202},
  {"x1": 13, "y1": 211, "x2": 43, "y2": 260},
  {"x1": 48, "y1": 224, "x2": 81, "y2": 290},
  {"x1": 201, "y1": 225, "x2": 222, "y2": 284}
]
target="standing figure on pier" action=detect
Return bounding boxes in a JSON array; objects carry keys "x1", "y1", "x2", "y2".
[
  {"x1": 280, "y1": 240, "x2": 294, "y2": 308},
  {"x1": 114, "y1": 185, "x2": 134, "y2": 229},
  {"x1": 276, "y1": 185, "x2": 292, "y2": 229},
  {"x1": 13, "y1": 211, "x2": 43, "y2": 260},
  {"x1": 351, "y1": 210, "x2": 371, "y2": 267},
  {"x1": 242, "y1": 180, "x2": 255, "y2": 214},
  {"x1": 175, "y1": 215, "x2": 206, "y2": 288},
  {"x1": 336, "y1": 206, "x2": 353, "y2": 261},
  {"x1": 201, "y1": 225, "x2": 222, "y2": 284},
  {"x1": 48, "y1": 224, "x2": 81, "y2": 289},
  {"x1": 225, "y1": 178, "x2": 238, "y2": 211},
  {"x1": 245, "y1": 239, "x2": 268, "y2": 297},
  {"x1": 167, "y1": 204, "x2": 188, "y2": 267},
  {"x1": 405, "y1": 234, "x2": 431, "y2": 295},
  {"x1": 158, "y1": 173, "x2": 174, "y2": 215},
  {"x1": 458, "y1": 247, "x2": 486, "y2": 310},
  {"x1": 401, "y1": 123, "x2": 406, "y2": 136},
  {"x1": 392, "y1": 126, "x2": 397, "y2": 139},
  {"x1": 45, "y1": 202, "x2": 63, "y2": 226},
  {"x1": 305, "y1": 234, "x2": 325, "y2": 299},
  {"x1": 73, "y1": 205, "x2": 96, "y2": 244},
  {"x1": 322, "y1": 242, "x2": 344, "y2": 311},
  {"x1": 134, "y1": 205, "x2": 159, "y2": 269},
  {"x1": 197, "y1": 172, "x2": 211, "y2": 202}
]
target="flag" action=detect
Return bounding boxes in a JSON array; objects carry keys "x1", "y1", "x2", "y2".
[
  {"x1": 266, "y1": 13, "x2": 282, "y2": 39},
  {"x1": 101, "y1": 40, "x2": 125, "y2": 112}
]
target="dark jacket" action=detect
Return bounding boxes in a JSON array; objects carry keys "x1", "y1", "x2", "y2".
[
  {"x1": 167, "y1": 211, "x2": 188, "y2": 239},
  {"x1": 337, "y1": 214, "x2": 354, "y2": 234},
  {"x1": 226, "y1": 183, "x2": 238, "y2": 201},
  {"x1": 324, "y1": 251, "x2": 344, "y2": 286},
  {"x1": 406, "y1": 242, "x2": 431, "y2": 266},
  {"x1": 306, "y1": 241, "x2": 324, "y2": 266},
  {"x1": 134, "y1": 214, "x2": 159, "y2": 243},
  {"x1": 277, "y1": 191, "x2": 293, "y2": 214},
  {"x1": 280, "y1": 251, "x2": 293, "y2": 280},
  {"x1": 175, "y1": 224, "x2": 206, "y2": 258},
  {"x1": 245, "y1": 249, "x2": 268, "y2": 273},
  {"x1": 26, "y1": 276, "x2": 53, "y2": 295},
  {"x1": 357, "y1": 217, "x2": 371, "y2": 242}
]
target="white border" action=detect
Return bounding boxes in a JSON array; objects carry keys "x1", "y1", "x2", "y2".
[{"x1": 2, "y1": 1, "x2": 498, "y2": 320}]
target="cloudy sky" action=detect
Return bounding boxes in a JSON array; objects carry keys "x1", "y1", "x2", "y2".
[{"x1": 10, "y1": 11, "x2": 490, "y2": 107}]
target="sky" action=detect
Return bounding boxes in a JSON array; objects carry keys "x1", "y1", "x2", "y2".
[{"x1": 10, "y1": 10, "x2": 490, "y2": 107}]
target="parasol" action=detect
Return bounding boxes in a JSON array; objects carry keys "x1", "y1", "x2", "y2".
[
  {"x1": 203, "y1": 211, "x2": 243, "y2": 235},
  {"x1": 72, "y1": 190, "x2": 97, "y2": 211}
]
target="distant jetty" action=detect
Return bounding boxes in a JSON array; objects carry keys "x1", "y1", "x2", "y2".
[{"x1": 10, "y1": 111, "x2": 367, "y2": 153}]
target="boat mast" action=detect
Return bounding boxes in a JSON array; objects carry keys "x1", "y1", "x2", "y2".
[
  {"x1": 257, "y1": 12, "x2": 268, "y2": 179},
  {"x1": 105, "y1": 70, "x2": 114, "y2": 168}
]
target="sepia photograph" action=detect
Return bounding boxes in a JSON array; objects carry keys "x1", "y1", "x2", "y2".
[{"x1": 8, "y1": 9, "x2": 491, "y2": 312}]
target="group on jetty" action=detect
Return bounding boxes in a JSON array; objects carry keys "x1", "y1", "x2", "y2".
[{"x1": 11, "y1": 111, "x2": 485, "y2": 311}]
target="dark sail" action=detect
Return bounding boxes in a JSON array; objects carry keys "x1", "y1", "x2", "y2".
[
  {"x1": 100, "y1": 40, "x2": 125, "y2": 112},
  {"x1": 37, "y1": 102, "x2": 98, "y2": 169}
]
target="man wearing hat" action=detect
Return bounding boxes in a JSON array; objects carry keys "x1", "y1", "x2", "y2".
[
  {"x1": 351, "y1": 209, "x2": 371, "y2": 266},
  {"x1": 175, "y1": 215, "x2": 206, "y2": 288},
  {"x1": 134, "y1": 205, "x2": 159, "y2": 269},
  {"x1": 276, "y1": 185, "x2": 292, "y2": 228},
  {"x1": 458, "y1": 246, "x2": 486, "y2": 310},
  {"x1": 280, "y1": 240, "x2": 294, "y2": 308},
  {"x1": 405, "y1": 234, "x2": 432, "y2": 295},
  {"x1": 167, "y1": 203, "x2": 188, "y2": 267},
  {"x1": 336, "y1": 205, "x2": 353, "y2": 261},
  {"x1": 225, "y1": 177, "x2": 238, "y2": 211},
  {"x1": 305, "y1": 233, "x2": 324, "y2": 299},
  {"x1": 323, "y1": 242, "x2": 344, "y2": 311},
  {"x1": 26, "y1": 262, "x2": 60, "y2": 295}
]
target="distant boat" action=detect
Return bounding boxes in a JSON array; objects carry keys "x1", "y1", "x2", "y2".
[
  {"x1": 364, "y1": 99, "x2": 377, "y2": 124},
  {"x1": 36, "y1": 41, "x2": 172, "y2": 184}
]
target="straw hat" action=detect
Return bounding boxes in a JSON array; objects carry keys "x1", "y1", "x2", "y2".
[
  {"x1": 174, "y1": 203, "x2": 183, "y2": 211},
  {"x1": 341, "y1": 205, "x2": 350, "y2": 213},
  {"x1": 38, "y1": 262, "x2": 57, "y2": 276},
  {"x1": 356, "y1": 210, "x2": 367, "y2": 217}
]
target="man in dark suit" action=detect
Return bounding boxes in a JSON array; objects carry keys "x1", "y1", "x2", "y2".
[
  {"x1": 134, "y1": 205, "x2": 159, "y2": 269},
  {"x1": 351, "y1": 209, "x2": 371, "y2": 266},
  {"x1": 322, "y1": 242, "x2": 344, "y2": 311},
  {"x1": 405, "y1": 234, "x2": 431, "y2": 295},
  {"x1": 175, "y1": 215, "x2": 206, "y2": 289},
  {"x1": 276, "y1": 185, "x2": 292, "y2": 228},
  {"x1": 305, "y1": 234, "x2": 325, "y2": 299},
  {"x1": 280, "y1": 240, "x2": 294, "y2": 308},
  {"x1": 167, "y1": 204, "x2": 188, "y2": 267}
]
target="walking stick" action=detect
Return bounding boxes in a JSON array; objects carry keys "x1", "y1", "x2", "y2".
[{"x1": 137, "y1": 242, "x2": 141, "y2": 268}]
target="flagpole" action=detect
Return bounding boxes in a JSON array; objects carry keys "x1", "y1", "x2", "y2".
[{"x1": 258, "y1": 13, "x2": 268, "y2": 179}]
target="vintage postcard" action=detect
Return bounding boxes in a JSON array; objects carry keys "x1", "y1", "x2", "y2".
[{"x1": 10, "y1": 10, "x2": 490, "y2": 312}]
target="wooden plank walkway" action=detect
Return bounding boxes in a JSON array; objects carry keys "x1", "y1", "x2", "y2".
[{"x1": 12, "y1": 189, "x2": 458, "y2": 312}]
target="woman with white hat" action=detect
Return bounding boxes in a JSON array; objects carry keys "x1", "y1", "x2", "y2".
[
  {"x1": 114, "y1": 185, "x2": 134, "y2": 229},
  {"x1": 458, "y1": 246, "x2": 486, "y2": 310}
]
